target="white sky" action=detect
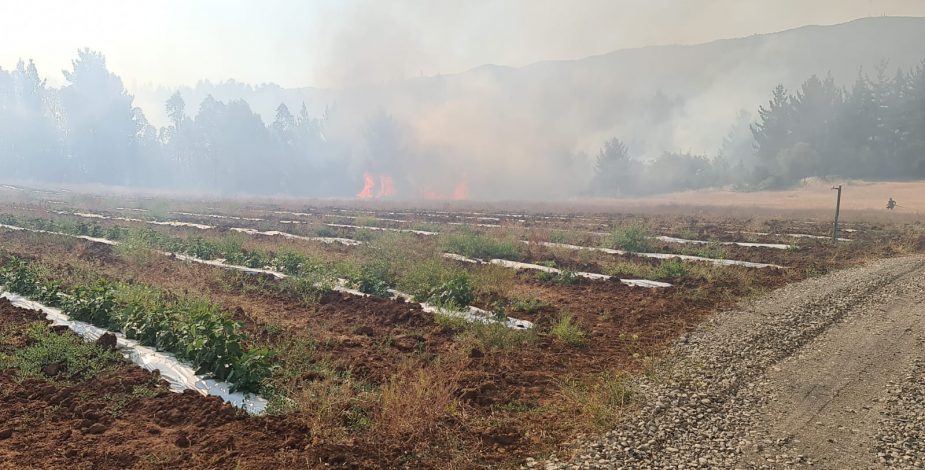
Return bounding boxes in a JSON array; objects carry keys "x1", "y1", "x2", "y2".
[{"x1": 2, "y1": 0, "x2": 925, "y2": 89}]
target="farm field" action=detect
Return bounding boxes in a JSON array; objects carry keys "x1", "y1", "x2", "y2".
[{"x1": 1, "y1": 186, "x2": 924, "y2": 469}]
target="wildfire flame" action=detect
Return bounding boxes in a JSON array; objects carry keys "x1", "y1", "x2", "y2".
[
  {"x1": 357, "y1": 174, "x2": 375, "y2": 198},
  {"x1": 359, "y1": 172, "x2": 468, "y2": 200},
  {"x1": 357, "y1": 173, "x2": 396, "y2": 199}
]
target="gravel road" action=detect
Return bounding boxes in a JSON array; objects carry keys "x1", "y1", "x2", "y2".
[{"x1": 540, "y1": 255, "x2": 925, "y2": 469}]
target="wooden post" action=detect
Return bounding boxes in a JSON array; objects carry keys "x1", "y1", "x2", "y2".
[{"x1": 832, "y1": 185, "x2": 842, "y2": 242}]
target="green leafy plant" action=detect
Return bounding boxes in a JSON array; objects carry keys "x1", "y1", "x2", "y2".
[
  {"x1": 352, "y1": 260, "x2": 394, "y2": 297},
  {"x1": 1, "y1": 259, "x2": 273, "y2": 393},
  {"x1": 428, "y1": 274, "x2": 474, "y2": 309},
  {"x1": 609, "y1": 224, "x2": 652, "y2": 252}
]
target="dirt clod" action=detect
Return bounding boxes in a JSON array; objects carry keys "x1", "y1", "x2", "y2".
[
  {"x1": 41, "y1": 362, "x2": 66, "y2": 377},
  {"x1": 49, "y1": 325, "x2": 70, "y2": 334},
  {"x1": 84, "y1": 423, "x2": 107, "y2": 435},
  {"x1": 175, "y1": 434, "x2": 191, "y2": 448},
  {"x1": 354, "y1": 325, "x2": 375, "y2": 336},
  {"x1": 95, "y1": 332, "x2": 117, "y2": 350}
]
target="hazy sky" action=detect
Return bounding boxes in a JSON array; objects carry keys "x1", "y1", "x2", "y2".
[{"x1": 3, "y1": 0, "x2": 925, "y2": 90}]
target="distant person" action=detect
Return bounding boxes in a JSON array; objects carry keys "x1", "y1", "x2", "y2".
[{"x1": 887, "y1": 197, "x2": 897, "y2": 210}]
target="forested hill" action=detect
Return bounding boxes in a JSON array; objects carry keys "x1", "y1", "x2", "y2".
[
  {"x1": 3, "y1": 17, "x2": 925, "y2": 199},
  {"x1": 138, "y1": 15, "x2": 925, "y2": 153}
]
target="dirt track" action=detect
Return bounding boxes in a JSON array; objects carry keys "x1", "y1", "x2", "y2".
[{"x1": 547, "y1": 254, "x2": 925, "y2": 469}]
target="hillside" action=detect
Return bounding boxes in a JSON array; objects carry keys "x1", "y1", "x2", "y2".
[{"x1": 131, "y1": 16, "x2": 925, "y2": 198}]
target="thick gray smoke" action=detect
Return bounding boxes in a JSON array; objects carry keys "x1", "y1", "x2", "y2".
[{"x1": 4, "y1": 9, "x2": 925, "y2": 199}]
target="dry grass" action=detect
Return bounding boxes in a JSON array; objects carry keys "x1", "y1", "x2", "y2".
[
  {"x1": 557, "y1": 371, "x2": 636, "y2": 431},
  {"x1": 375, "y1": 355, "x2": 465, "y2": 443}
]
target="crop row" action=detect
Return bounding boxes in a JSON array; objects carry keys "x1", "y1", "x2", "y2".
[
  {"x1": 0, "y1": 257, "x2": 273, "y2": 393},
  {"x1": 0, "y1": 213, "x2": 484, "y2": 311}
]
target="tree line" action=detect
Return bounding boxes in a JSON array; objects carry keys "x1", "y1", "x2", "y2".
[
  {"x1": 0, "y1": 49, "x2": 351, "y2": 196},
  {"x1": 591, "y1": 59, "x2": 925, "y2": 195},
  {"x1": 3, "y1": 49, "x2": 925, "y2": 198}
]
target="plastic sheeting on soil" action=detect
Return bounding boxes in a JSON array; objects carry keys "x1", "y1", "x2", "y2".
[
  {"x1": 229, "y1": 227, "x2": 364, "y2": 246},
  {"x1": 173, "y1": 211, "x2": 264, "y2": 222},
  {"x1": 530, "y1": 241, "x2": 787, "y2": 269},
  {"x1": 389, "y1": 290, "x2": 533, "y2": 330},
  {"x1": 732, "y1": 231, "x2": 851, "y2": 242},
  {"x1": 0, "y1": 290, "x2": 268, "y2": 414},
  {"x1": 448, "y1": 222, "x2": 503, "y2": 228},
  {"x1": 322, "y1": 214, "x2": 409, "y2": 224},
  {"x1": 0, "y1": 222, "x2": 531, "y2": 330},
  {"x1": 654, "y1": 236, "x2": 791, "y2": 250},
  {"x1": 441, "y1": 253, "x2": 672, "y2": 288},
  {"x1": 60, "y1": 210, "x2": 215, "y2": 230},
  {"x1": 0, "y1": 223, "x2": 118, "y2": 246},
  {"x1": 169, "y1": 254, "x2": 533, "y2": 329},
  {"x1": 324, "y1": 223, "x2": 438, "y2": 236}
]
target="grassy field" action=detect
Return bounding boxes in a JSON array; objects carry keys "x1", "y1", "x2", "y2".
[{"x1": 1, "y1": 185, "x2": 923, "y2": 469}]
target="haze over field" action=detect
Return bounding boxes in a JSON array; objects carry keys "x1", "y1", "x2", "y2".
[{"x1": 2, "y1": 1, "x2": 925, "y2": 199}]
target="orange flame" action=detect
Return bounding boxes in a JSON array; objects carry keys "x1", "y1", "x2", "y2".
[
  {"x1": 358, "y1": 173, "x2": 396, "y2": 199},
  {"x1": 357, "y1": 173, "x2": 375, "y2": 198}
]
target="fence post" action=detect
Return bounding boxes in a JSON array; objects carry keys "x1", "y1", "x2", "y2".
[{"x1": 832, "y1": 185, "x2": 842, "y2": 242}]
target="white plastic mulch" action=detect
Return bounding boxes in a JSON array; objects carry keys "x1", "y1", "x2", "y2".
[
  {"x1": 730, "y1": 230, "x2": 851, "y2": 242},
  {"x1": 654, "y1": 235, "x2": 791, "y2": 250},
  {"x1": 441, "y1": 253, "x2": 672, "y2": 288},
  {"x1": 0, "y1": 291, "x2": 268, "y2": 414},
  {"x1": 530, "y1": 241, "x2": 786, "y2": 269},
  {"x1": 324, "y1": 223, "x2": 438, "y2": 236},
  {"x1": 0, "y1": 223, "x2": 527, "y2": 330},
  {"x1": 229, "y1": 227, "x2": 364, "y2": 246}
]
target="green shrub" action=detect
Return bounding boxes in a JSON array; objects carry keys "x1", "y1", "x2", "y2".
[
  {"x1": 551, "y1": 313, "x2": 586, "y2": 347},
  {"x1": 353, "y1": 261, "x2": 393, "y2": 298},
  {"x1": 313, "y1": 226, "x2": 337, "y2": 238},
  {"x1": 609, "y1": 224, "x2": 651, "y2": 252},
  {"x1": 280, "y1": 274, "x2": 333, "y2": 305},
  {"x1": 61, "y1": 283, "x2": 119, "y2": 330},
  {"x1": 653, "y1": 259, "x2": 689, "y2": 280},
  {"x1": 438, "y1": 231, "x2": 521, "y2": 260},
  {"x1": 536, "y1": 268, "x2": 579, "y2": 285},
  {"x1": 428, "y1": 274, "x2": 474, "y2": 309},
  {"x1": 396, "y1": 256, "x2": 459, "y2": 301},
  {"x1": 602, "y1": 261, "x2": 653, "y2": 279},
  {"x1": 556, "y1": 269, "x2": 580, "y2": 285}
]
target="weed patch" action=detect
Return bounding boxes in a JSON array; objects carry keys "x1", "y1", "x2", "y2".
[
  {"x1": 10, "y1": 323, "x2": 124, "y2": 381},
  {"x1": 551, "y1": 313, "x2": 586, "y2": 347},
  {"x1": 439, "y1": 230, "x2": 521, "y2": 260}
]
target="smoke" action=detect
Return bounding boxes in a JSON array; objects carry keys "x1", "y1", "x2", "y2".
[{"x1": 6, "y1": 2, "x2": 925, "y2": 199}]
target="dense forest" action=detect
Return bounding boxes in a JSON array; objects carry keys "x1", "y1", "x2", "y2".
[
  {"x1": 590, "y1": 60, "x2": 925, "y2": 195},
  {"x1": 0, "y1": 49, "x2": 351, "y2": 196},
  {"x1": 2, "y1": 49, "x2": 924, "y2": 198}
]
